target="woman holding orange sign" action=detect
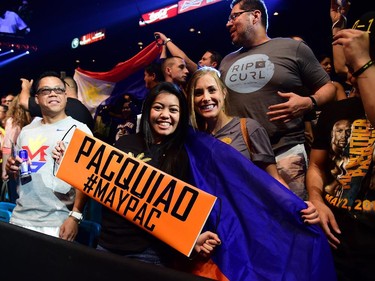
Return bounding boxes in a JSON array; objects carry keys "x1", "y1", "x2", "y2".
[{"x1": 53, "y1": 82, "x2": 221, "y2": 267}]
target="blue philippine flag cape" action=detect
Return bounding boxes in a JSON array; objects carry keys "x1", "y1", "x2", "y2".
[{"x1": 184, "y1": 129, "x2": 336, "y2": 281}]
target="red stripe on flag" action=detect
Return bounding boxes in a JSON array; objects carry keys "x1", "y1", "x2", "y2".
[{"x1": 76, "y1": 41, "x2": 161, "y2": 82}]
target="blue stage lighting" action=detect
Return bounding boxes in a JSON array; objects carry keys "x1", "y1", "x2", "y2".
[
  {"x1": 0, "y1": 50, "x2": 13, "y2": 57},
  {"x1": 0, "y1": 51, "x2": 30, "y2": 67}
]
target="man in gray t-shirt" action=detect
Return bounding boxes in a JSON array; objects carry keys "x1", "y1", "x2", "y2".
[
  {"x1": 6, "y1": 71, "x2": 92, "y2": 240},
  {"x1": 220, "y1": 0, "x2": 336, "y2": 199}
]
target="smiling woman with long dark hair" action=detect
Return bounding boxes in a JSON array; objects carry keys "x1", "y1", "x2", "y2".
[{"x1": 97, "y1": 81, "x2": 220, "y2": 266}]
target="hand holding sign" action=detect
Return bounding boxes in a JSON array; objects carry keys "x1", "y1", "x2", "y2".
[{"x1": 56, "y1": 128, "x2": 217, "y2": 256}]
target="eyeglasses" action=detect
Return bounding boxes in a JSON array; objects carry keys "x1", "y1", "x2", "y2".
[
  {"x1": 36, "y1": 87, "x2": 66, "y2": 96},
  {"x1": 228, "y1": 9, "x2": 255, "y2": 22}
]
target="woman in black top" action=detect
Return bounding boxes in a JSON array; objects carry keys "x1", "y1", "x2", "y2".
[{"x1": 97, "y1": 82, "x2": 220, "y2": 266}]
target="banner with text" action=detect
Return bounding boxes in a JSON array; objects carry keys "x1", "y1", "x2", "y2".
[
  {"x1": 178, "y1": 0, "x2": 223, "y2": 14},
  {"x1": 139, "y1": 4, "x2": 178, "y2": 26},
  {"x1": 139, "y1": 1, "x2": 223, "y2": 26},
  {"x1": 56, "y1": 128, "x2": 217, "y2": 256}
]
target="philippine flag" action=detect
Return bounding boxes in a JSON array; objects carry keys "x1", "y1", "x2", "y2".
[{"x1": 74, "y1": 41, "x2": 162, "y2": 117}]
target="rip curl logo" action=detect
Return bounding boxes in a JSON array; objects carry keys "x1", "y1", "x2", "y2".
[
  {"x1": 22, "y1": 135, "x2": 49, "y2": 173},
  {"x1": 224, "y1": 54, "x2": 274, "y2": 94}
]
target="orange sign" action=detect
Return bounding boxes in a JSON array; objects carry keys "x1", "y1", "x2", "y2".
[{"x1": 56, "y1": 128, "x2": 217, "y2": 256}]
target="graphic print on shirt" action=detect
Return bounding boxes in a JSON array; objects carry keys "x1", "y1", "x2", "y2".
[
  {"x1": 224, "y1": 54, "x2": 274, "y2": 94},
  {"x1": 22, "y1": 135, "x2": 49, "y2": 173},
  {"x1": 219, "y1": 137, "x2": 232, "y2": 145},
  {"x1": 126, "y1": 152, "x2": 151, "y2": 163},
  {"x1": 325, "y1": 118, "x2": 375, "y2": 213}
]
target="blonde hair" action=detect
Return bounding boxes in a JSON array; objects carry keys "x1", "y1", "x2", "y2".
[
  {"x1": 186, "y1": 66, "x2": 229, "y2": 130},
  {"x1": 5, "y1": 95, "x2": 31, "y2": 128}
]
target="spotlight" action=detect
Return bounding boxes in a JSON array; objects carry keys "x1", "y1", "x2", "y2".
[
  {"x1": 0, "y1": 51, "x2": 30, "y2": 67},
  {"x1": 0, "y1": 50, "x2": 13, "y2": 57}
]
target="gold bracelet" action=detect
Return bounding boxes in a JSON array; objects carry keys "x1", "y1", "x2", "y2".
[
  {"x1": 352, "y1": 60, "x2": 374, "y2": 77},
  {"x1": 164, "y1": 38, "x2": 172, "y2": 45}
]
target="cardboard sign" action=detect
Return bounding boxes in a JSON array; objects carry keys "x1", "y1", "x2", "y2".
[{"x1": 56, "y1": 128, "x2": 217, "y2": 256}]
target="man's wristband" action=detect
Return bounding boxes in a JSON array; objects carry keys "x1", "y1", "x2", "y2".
[
  {"x1": 352, "y1": 60, "x2": 374, "y2": 77},
  {"x1": 309, "y1": 96, "x2": 318, "y2": 111},
  {"x1": 164, "y1": 38, "x2": 172, "y2": 45},
  {"x1": 69, "y1": 211, "x2": 83, "y2": 223}
]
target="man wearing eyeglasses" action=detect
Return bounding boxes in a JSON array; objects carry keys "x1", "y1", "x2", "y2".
[
  {"x1": 5, "y1": 71, "x2": 92, "y2": 241},
  {"x1": 219, "y1": 0, "x2": 336, "y2": 200},
  {"x1": 18, "y1": 75, "x2": 94, "y2": 130}
]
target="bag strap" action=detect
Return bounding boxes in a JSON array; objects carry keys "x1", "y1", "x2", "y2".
[
  {"x1": 0, "y1": 179, "x2": 9, "y2": 202},
  {"x1": 240, "y1": 118, "x2": 252, "y2": 160}
]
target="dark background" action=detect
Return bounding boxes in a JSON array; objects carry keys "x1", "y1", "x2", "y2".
[{"x1": 0, "y1": 0, "x2": 372, "y2": 94}]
